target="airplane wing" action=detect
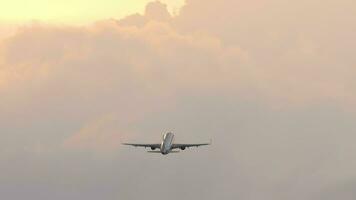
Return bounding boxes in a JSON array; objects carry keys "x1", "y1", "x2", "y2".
[
  {"x1": 122, "y1": 143, "x2": 161, "y2": 148},
  {"x1": 171, "y1": 141, "x2": 211, "y2": 149}
]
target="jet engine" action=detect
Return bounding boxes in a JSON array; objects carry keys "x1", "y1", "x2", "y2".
[
  {"x1": 151, "y1": 147, "x2": 156, "y2": 150},
  {"x1": 180, "y1": 147, "x2": 186, "y2": 150}
]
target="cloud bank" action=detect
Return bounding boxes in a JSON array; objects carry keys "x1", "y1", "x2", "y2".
[{"x1": 0, "y1": 1, "x2": 356, "y2": 200}]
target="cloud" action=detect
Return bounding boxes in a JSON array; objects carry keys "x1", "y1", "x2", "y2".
[
  {"x1": 0, "y1": 0, "x2": 354, "y2": 158},
  {"x1": 63, "y1": 114, "x2": 129, "y2": 151},
  {"x1": 117, "y1": 1, "x2": 172, "y2": 27},
  {"x1": 0, "y1": 0, "x2": 354, "y2": 154},
  {"x1": 0, "y1": 17, "x2": 247, "y2": 152},
  {"x1": 0, "y1": 1, "x2": 356, "y2": 199},
  {"x1": 1, "y1": 0, "x2": 355, "y2": 114},
  {"x1": 173, "y1": 0, "x2": 356, "y2": 106},
  {"x1": 0, "y1": 23, "x2": 19, "y2": 40}
]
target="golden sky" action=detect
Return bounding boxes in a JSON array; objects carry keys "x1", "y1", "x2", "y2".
[{"x1": 0, "y1": 0, "x2": 184, "y2": 23}]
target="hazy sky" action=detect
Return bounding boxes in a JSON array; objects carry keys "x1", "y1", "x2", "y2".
[
  {"x1": 0, "y1": 0, "x2": 356, "y2": 200},
  {"x1": 0, "y1": 0, "x2": 184, "y2": 23}
]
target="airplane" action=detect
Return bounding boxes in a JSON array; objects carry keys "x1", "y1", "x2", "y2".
[{"x1": 122, "y1": 132, "x2": 211, "y2": 155}]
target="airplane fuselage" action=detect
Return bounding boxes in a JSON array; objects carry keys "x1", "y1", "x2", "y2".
[{"x1": 160, "y1": 132, "x2": 174, "y2": 154}]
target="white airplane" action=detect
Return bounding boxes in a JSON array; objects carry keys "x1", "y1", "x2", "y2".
[{"x1": 122, "y1": 132, "x2": 211, "y2": 155}]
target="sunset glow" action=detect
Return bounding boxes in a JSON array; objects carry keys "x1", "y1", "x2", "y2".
[{"x1": 0, "y1": 0, "x2": 184, "y2": 23}]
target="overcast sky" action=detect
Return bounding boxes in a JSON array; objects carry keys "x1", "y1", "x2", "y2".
[{"x1": 0, "y1": 0, "x2": 356, "y2": 199}]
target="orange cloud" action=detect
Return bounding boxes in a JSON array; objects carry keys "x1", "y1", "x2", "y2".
[
  {"x1": 63, "y1": 114, "x2": 129, "y2": 151},
  {"x1": 0, "y1": 0, "x2": 355, "y2": 152}
]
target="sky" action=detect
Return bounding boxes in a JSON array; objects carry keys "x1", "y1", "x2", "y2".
[
  {"x1": 0, "y1": 0, "x2": 356, "y2": 200},
  {"x1": 0, "y1": 0, "x2": 184, "y2": 23}
]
